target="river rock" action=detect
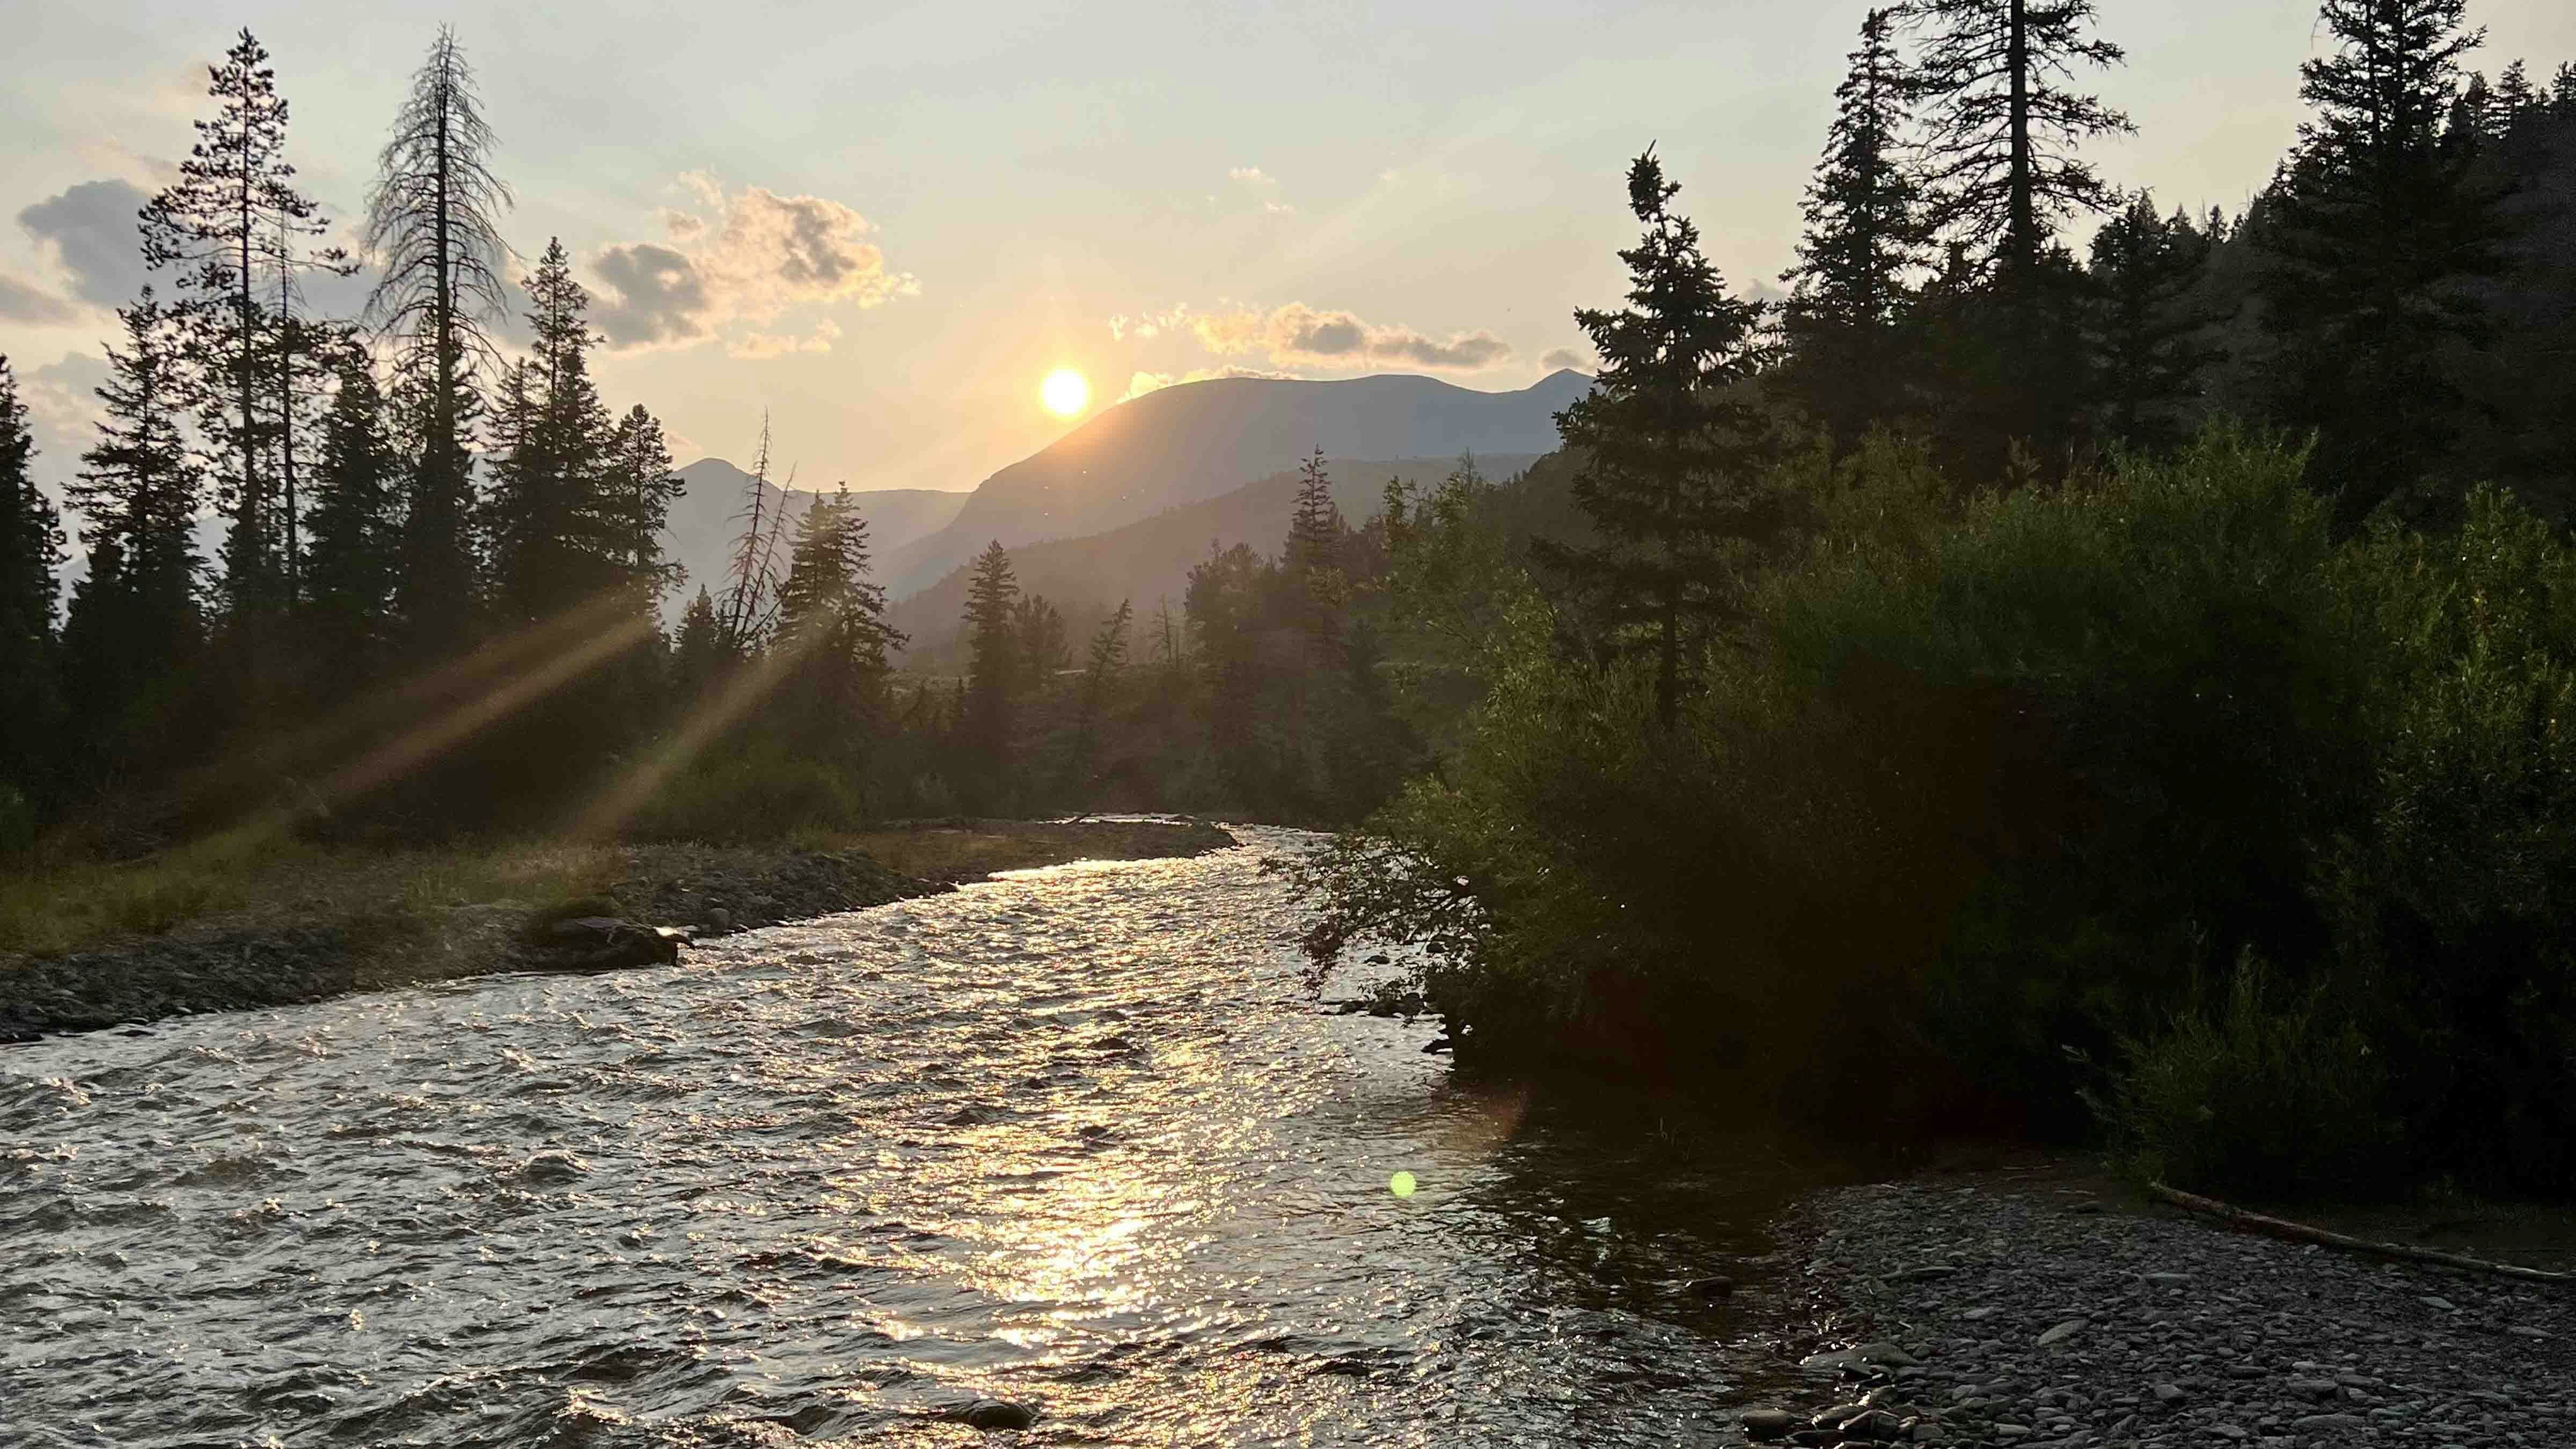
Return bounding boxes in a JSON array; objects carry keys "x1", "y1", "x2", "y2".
[
  {"x1": 958, "y1": 1397, "x2": 1037, "y2": 1430},
  {"x1": 1739, "y1": 1407, "x2": 1798, "y2": 1439},
  {"x1": 519, "y1": 918, "x2": 682, "y2": 972}
]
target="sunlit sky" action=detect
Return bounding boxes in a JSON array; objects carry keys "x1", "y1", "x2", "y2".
[{"x1": 6, "y1": 1, "x2": 2573, "y2": 498}]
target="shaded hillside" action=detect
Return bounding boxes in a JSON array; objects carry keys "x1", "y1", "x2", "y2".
[
  {"x1": 881, "y1": 370, "x2": 1590, "y2": 596},
  {"x1": 664, "y1": 458, "x2": 965, "y2": 612},
  {"x1": 890, "y1": 454, "x2": 1542, "y2": 670}
]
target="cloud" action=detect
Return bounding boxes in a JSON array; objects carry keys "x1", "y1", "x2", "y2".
[
  {"x1": 0, "y1": 273, "x2": 77, "y2": 324},
  {"x1": 1223, "y1": 166, "x2": 1294, "y2": 214},
  {"x1": 1108, "y1": 304, "x2": 1191, "y2": 342},
  {"x1": 1540, "y1": 347, "x2": 1592, "y2": 372},
  {"x1": 18, "y1": 352, "x2": 112, "y2": 519},
  {"x1": 729, "y1": 318, "x2": 841, "y2": 360},
  {"x1": 17, "y1": 178, "x2": 151, "y2": 310},
  {"x1": 591, "y1": 242, "x2": 711, "y2": 347},
  {"x1": 1191, "y1": 302, "x2": 1511, "y2": 371},
  {"x1": 590, "y1": 177, "x2": 914, "y2": 350}
]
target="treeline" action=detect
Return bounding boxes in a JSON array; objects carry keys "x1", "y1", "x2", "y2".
[
  {"x1": 642, "y1": 448, "x2": 1422, "y2": 835},
  {"x1": 0, "y1": 30, "x2": 691, "y2": 846},
  {"x1": 1299, "y1": 0, "x2": 2576, "y2": 1201}
]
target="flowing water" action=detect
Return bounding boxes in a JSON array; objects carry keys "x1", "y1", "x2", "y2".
[{"x1": 1, "y1": 828, "x2": 1856, "y2": 1447}]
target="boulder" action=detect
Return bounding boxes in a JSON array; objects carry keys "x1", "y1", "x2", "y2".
[
  {"x1": 518, "y1": 918, "x2": 682, "y2": 974},
  {"x1": 958, "y1": 1398, "x2": 1037, "y2": 1430}
]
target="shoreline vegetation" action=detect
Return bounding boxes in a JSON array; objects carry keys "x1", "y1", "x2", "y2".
[{"x1": 0, "y1": 818, "x2": 1235, "y2": 1041}]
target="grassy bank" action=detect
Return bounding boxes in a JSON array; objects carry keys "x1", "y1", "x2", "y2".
[{"x1": 0, "y1": 818, "x2": 1236, "y2": 1037}]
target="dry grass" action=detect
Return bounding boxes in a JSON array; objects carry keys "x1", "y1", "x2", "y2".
[{"x1": 0, "y1": 819, "x2": 1230, "y2": 962}]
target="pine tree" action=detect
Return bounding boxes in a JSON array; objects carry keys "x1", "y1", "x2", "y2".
[
  {"x1": 1903, "y1": 0, "x2": 2130, "y2": 470},
  {"x1": 2084, "y1": 193, "x2": 2217, "y2": 451},
  {"x1": 483, "y1": 239, "x2": 620, "y2": 627},
  {"x1": 961, "y1": 540, "x2": 1022, "y2": 786},
  {"x1": 670, "y1": 585, "x2": 728, "y2": 699},
  {"x1": 140, "y1": 28, "x2": 344, "y2": 634},
  {"x1": 2257, "y1": 0, "x2": 2508, "y2": 513},
  {"x1": 1013, "y1": 595, "x2": 1070, "y2": 685},
  {"x1": 1781, "y1": 7, "x2": 1932, "y2": 449},
  {"x1": 0, "y1": 358, "x2": 66, "y2": 809},
  {"x1": 364, "y1": 25, "x2": 514, "y2": 661},
  {"x1": 1544, "y1": 149, "x2": 1777, "y2": 727},
  {"x1": 63, "y1": 293, "x2": 206, "y2": 775},
  {"x1": 300, "y1": 359, "x2": 402, "y2": 694},
  {"x1": 1068, "y1": 598, "x2": 1133, "y2": 788},
  {"x1": 1904, "y1": 0, "x2": 2131, "y2": 280},
  {"x1": 777, "y1": 485, "x2": 905, "y2": 751},
  {"x1": 1286, "y1": 448, "x2": 1345, "y2": 577}
]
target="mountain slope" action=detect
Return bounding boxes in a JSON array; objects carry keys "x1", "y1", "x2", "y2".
[
  {"x1": 664, "y1": 458, "x2": 965, "y2": 610},
  {"x1": 881, "y1": 369, "x2": 1588, "y2": 597},
  {"x1": 887, "y1": 453, "x2": 1543, "y2": 670}
]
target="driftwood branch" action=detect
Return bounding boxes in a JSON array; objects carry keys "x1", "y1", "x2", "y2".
[{"x1": 2148, "y1": 1181, "x2": 2571, "y2": 1285}]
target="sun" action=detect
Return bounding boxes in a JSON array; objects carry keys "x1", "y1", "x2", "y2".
[{"x1": 1041, "y1": 367, "x2": 1091, "y2": 418}]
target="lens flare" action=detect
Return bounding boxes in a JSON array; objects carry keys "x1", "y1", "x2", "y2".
[{"x1": 1389, "y1": 1170, "x2": 1418, "y2": 1198}]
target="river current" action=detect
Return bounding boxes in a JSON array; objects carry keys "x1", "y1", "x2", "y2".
[{"x1": 1, "y1": 828, "x2": 1848, "y2": 1446}]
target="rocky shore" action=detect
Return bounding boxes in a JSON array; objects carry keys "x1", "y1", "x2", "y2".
[
  {"x1": 1737, "y1": 1179, "x2": 2571, "y2": 1447},
  {"x1": 1, "y1": 819, "x2": 1238, "y2": 1041}
]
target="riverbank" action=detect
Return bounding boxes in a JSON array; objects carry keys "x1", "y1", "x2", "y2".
[
  {"x1": 1735, "y1": 1167, "x2": 2573, "y2": 1447},
  {"x1": 0, "y1": 817, "x2": 1236, "y2": 1040}
]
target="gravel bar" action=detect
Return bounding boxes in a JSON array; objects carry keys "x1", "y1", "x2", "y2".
[{"x1": 1742, "y1": 1181, "x2": 2572, "y2": 1447}]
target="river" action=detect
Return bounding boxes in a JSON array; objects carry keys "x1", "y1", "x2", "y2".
[{"x1": 1, "y1": 828, "x2": 1855, "y2": 1446}]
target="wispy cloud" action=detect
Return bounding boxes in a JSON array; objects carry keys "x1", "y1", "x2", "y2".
[{"x1": 1191, "y1": 302, "x2": 1510, "y2": 371}]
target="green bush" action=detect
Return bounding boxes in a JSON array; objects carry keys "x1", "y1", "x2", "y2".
[
  {"x1": 1305, "y1": 423, "x2": 2576, "y2": 1196},
  {"x1": 2101, "y1": 952, "x2": 2396, "y2": 1198}
]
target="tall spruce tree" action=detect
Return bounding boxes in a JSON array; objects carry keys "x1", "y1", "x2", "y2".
[
  {"x1": 1545, "y1": 149, "x2": 1775, "y2": 727},
  {"x1": 2084, "y1": 193, "x2": 2217, "y2": 451},
  {"x1": 1904, "y1": 0, "x2": 2131, "y2": 278},
  {"x1": 63, "y1": 294, "x2": 206, "y2": 777},
  {"x1": 140, "y1": 29, "x2": 342, "y2": 637},
  {"x1": 776, "y1": 485, "x2": 904, "y2": 752},
  {"x1": 1072, "y1": 597, "x2": 1132, "y2": 773},
  {"x1": 1903, "y1": 0, "x2": 2131, "y2": 469},
  {"x1": 0, "y1": 358, "x2": 66, "y2": 810},
  {"x1": 301, "y1": 360, "x2": 403, "y2": 694},
  {"x1": 1781, "y1": 7, "x2": 1932, "y2": 449},
  {"x1": 364, "y1": 25, "x2": 514, "y2": 661},
  {"x1": 2257, "y1": 0, "x2": 2508, "y2": 514},
  {"x1": 483, "y1": 239, "x2": 619, "y2": 627},
  {"x1": 960, "y1": 540, "x2": 1022, "y2": 788},
  {"x1": 670, "y1": 586, "x2": 728, "y2": 699}
]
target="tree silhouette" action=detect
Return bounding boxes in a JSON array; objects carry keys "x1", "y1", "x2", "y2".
[
  {"x1": 365, "y1": 25, "x2": 514, "y2": 660},
  {"x1": 1544, "y1": 149, "x2": 1775, "y2": 727},
  {"x1": 64, "y1": 294, "x2": 206, "y2": 777},
  {"x1": 2257, "y1": 0, "x2": 2509, "y2": 515},
  {"x1": 1782, "y1": 7, "x2": 1931, "y2": 449},
  {"x1": 140, "y1": 28, "x2": 345, "y2": 638},
  {"x1": 0, "y1": 358, "x2": 65, "y2": 809}
]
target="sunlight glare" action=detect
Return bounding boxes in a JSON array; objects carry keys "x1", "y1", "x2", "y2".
[{"x1": 1042, "y1": 367, "x2": 1091, "y2": 418}]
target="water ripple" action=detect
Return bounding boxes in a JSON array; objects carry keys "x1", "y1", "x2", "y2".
[{"x1": 0, "y1": 828, "x2": 1847, "y2": 1445}]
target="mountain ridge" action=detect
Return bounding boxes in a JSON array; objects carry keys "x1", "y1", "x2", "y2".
[{"x1": 879, "y1": 369, "x2": 1589, "y2": 597}]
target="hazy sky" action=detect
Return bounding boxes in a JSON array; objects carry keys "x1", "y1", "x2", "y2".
[{"x1": 6, "y1": 1, "x2": 2573, "y2": 499}]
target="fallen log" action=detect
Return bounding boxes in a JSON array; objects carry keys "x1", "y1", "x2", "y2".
[{"x1": 2147, "y1": 1180, "x2": 2571, "y2": 1284}]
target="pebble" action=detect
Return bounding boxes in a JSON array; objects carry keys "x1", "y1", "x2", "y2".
[{"x1": 1760, "y1": 1181, "x2": 2572, "y2": 1449}]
